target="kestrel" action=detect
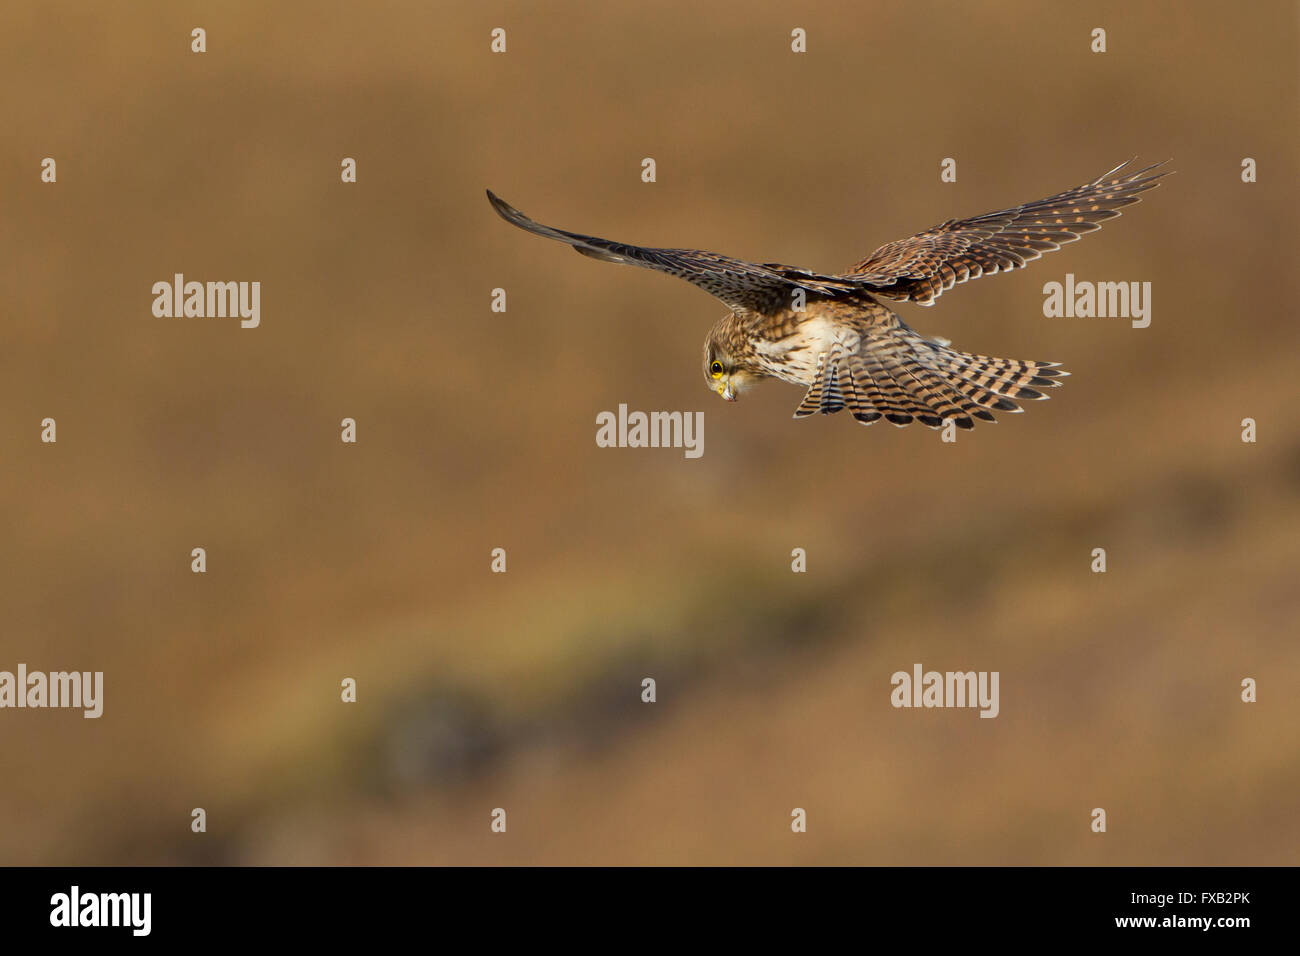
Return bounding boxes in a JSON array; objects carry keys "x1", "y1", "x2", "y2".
[{"x1": 487, "y1": 160, "x2": 1167, "y2": 429}]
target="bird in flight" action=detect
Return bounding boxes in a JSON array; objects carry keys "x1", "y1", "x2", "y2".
[{"x1": 487, "y1": 160, "x2": 1167, "y2": 429}]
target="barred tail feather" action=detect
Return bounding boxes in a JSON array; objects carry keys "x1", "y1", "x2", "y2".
[{"x1": 792, "y1": 324, "x2": 1068, "y2": 429}]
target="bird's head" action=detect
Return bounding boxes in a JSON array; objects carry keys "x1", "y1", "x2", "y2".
[{"x1": 703, "y1": 334, "x2": 759, "y2": 402}]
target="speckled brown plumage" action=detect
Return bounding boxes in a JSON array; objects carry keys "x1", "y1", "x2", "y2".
[{"x1": 487, "y1": 160, "x2": 1168, "y2": 429}]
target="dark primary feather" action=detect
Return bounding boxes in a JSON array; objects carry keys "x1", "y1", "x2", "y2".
[
  {"x1": 486, "y1": 189, "x2": 860, "y2": 314},
  {"x1": 846, "y1": 159, "x2": 1171, "y2": 305}
]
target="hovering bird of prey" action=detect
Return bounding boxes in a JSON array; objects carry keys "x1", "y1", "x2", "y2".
[{"x1": 487, "y1": 160, "x2": 1167, "y2": 429}]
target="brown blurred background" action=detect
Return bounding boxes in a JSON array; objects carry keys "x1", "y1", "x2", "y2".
[{"x1": 1, "y1": 0, "x2": 1297, "y2": 865}]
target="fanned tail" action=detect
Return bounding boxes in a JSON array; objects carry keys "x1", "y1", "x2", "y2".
[{"x1": 793, "y1": 322, "x2": 1068, "y2": 429}]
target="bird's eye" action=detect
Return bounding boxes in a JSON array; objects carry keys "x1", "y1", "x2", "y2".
[{"x1": 709, "y1": 361, "x2": 724, "y2": 378}]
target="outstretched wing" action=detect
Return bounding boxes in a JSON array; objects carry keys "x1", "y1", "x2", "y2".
[
  {"x1": 487, "y1": 190, "x2": 862, "y2": 314},
  {"x1": 846, "y1": 160, "x2": 1170, "y2": 306},
  {"x1": 794, "y1": 311, "x2": 1067, "y2": 430}
]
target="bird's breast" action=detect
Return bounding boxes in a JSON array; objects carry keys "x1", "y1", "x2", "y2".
[{"x1": 747, "y1": 312, "x2": 846, "y2": 386}]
